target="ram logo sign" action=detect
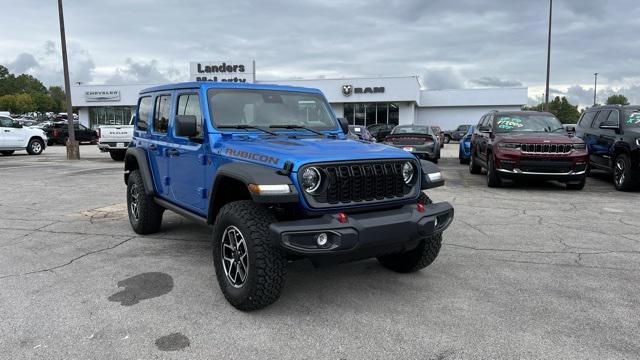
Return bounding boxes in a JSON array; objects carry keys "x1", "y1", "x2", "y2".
[
  {"x1": 341, "y1": 85, "x2": 385, "y2": 97},
  {"x1": 85, "y1": 90, "x2": 121, "y2": 102}
]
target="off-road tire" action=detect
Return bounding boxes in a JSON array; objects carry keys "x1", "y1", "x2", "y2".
[
  {"x1": 566, "y1": 177, "x2": 586, "y2": 190},
  {"x1": 0, "y1": 150, "x2": 14, "y2": 156},
  {"x1": 212, "y1": 200, "x2": 287, "y2": 311},
  {"x1": 127, "y1": 170, "x2": 164, "y2": 234},
  {"x1": 444, "y1": 135, "x2": 451, "y2": 144},
  {"x1": 613, "y1": 153, "x2": 635, "y2": 191},
  {"x1": 110, "y1": 150, "x2": 126, "y2": 161},
  {"x1": 377, "y1": 233, "x2": 443, "y2": 273},
  {"x1": 469, "y1": 151, "x2": 481, "y2": 174},
  {"x1": 486, "y1": 155, "x2": 501, "y2": 188},
  {"x1": 26, "y1": 138, "x2": 44, "y2": 155}
]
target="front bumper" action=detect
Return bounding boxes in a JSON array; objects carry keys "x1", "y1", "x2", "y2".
[
  {"x1": 494, "y1": 149, "x2": 588, "y2": 182},
  {"x1": 269, "y1": 201, "x2": 454, "y2": 264}
]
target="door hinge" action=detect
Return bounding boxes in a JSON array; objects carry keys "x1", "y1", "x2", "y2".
[
  {"x1": 198, "y1": 154, "x2": 207, "y2": 165},
  {"x1": 164, "y1": 176, "x2": 170, "y2": 185},
  {"x1": 198, "y1": 188, "x2": 207, "y2": 199}
]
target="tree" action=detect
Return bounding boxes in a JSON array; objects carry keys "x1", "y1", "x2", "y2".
[
  {"x1": 48, "y1": 86, "x2": 66, "y2": 113},
  {"x1": 606, "y1": 94, "x2": 630, "y2": 106},
  {"x1": 32, "y1": 93, "x2": 55, "y2": 113},
  {"x1": 13, "y1": 93, "x2": 36, "y2": 114},
  {"x1": 0, "y1": 95, "x2": 17, "y2": 113},
  {"x1": 523, "y1": 96, "x2": 580, "y2": 124}
]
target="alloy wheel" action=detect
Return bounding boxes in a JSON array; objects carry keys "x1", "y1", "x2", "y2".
[
  {"x1": 615, "y1": 159, "x2": 626, "y2": 187},
  {"x1": 221, "y1": 225, "x2": 249, "y2": 288},
  {"x1": 31, "y1": 141, "x2": 42, "y2": 154},
  {"x1": 129, "y1": 183, "x2": 140, "y2": 221}
]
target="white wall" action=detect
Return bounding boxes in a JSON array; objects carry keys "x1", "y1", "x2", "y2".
[
  {"x1": 419, "y1": 87, "x2": 528, "y2": 107},
  {"x1": 416, "y1": 105, "x2": 522, "y2": 130},
  {"x1": 78, "y1": 107, "x2": 90, "y2": 128}
]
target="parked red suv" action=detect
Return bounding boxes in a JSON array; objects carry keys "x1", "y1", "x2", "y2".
[{"x1": 468, "y1": 111, "x2": 588, "y2": 189}]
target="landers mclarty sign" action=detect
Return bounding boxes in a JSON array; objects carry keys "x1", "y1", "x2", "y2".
[{"x1": 190, "y1": 61, "x2": 255, "y2": 83}]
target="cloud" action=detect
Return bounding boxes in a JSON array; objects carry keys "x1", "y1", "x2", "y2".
[
  {"x1": 471, "y1": 77, "x2": 522, "y2": 88},
  {"x1": 8, "y1": 53, "x2": 40, "y2": 73},
  {"x1": 105, "y1": 59, "x2": 170, "y2": 84},
  {"x1": 423, "y1": 68, "x2": 464, "y2": 90}
]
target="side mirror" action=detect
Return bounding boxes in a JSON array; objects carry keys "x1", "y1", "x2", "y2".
[
  {"x1": 565, "y1": 126, "x2": 576, "y2": 133},
  {"x1": 419, "y1": 160, "x2": 445, "y2": 189},
  {"x1": 337, "y1": 117, "x2": 349, "y2": 134},
  {"x1": 599, "y1": 122, "x2": 618, "y2": 130},
  {"x1": 175, "y1": 115, "x2": 198, "y2": 138}
]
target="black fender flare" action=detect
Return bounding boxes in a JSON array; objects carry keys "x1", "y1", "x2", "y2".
[
  {"x1": 420, "y1": 159, "x2": 445, "y2": 189},
  {"x1": 124, "y1": 147, "x2": 156, "y2": 196},
  {"x1": 212, "y1": 162, "x2": 299, "y2": 204}
]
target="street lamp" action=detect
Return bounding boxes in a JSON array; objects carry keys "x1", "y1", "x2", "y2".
[
  {"x1": 593, "y1": 73, "x2": 598, "y2": 106},
  {"x1": 544, "y1": 0, "x2": 553, "y2": 112},
  {"x1": 57, "y1": 0, "x2": 79, "y2": 159}
]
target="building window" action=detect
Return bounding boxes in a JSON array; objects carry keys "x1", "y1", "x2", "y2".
[
  {"x1": 89, "y1": 106, "x2": 136, "y2": 130},
  {"x1": 343, "y1": 102, "x2": 399, "y2": 126}
]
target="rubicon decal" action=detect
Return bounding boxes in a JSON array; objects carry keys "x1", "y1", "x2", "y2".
[{"x1": 225, "y1": 148, "x2": 279, "y2": 165}]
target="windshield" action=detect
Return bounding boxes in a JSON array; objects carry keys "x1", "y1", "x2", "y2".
[
  {"x1": 624, "y1": 110, "x2": 640, "y2": 128},
  {"x1": 494, "y1": 114, "x2": 563, "y2": 133},
  {"x1": 392, "y1": 125, "x2": 431, "y2": 135},
  {"x1": 207, "y1": 89, "x2": 337, "y2": 131}
]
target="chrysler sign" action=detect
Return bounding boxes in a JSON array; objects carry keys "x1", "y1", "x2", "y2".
[{"x1": 85, "y1": 90, "x2": 120, "y2": 102}]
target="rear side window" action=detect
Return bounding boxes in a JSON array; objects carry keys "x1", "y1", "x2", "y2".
[
  {"x1": 0, "y1": 117, "x2": 13, "y2": 127},
  {"x1": 176, "y1": 94, "x2": 203, "y2": 138},
  {"x1": 137, "y1": 96, "x2": 152, "y2": 131},
  {"x1": 153, "y1": 95, "x2": 171, "y2": 134},
  {"x1": 578, "y1": 111, "x2": 596, "y2": 128},
  {"x1": 477, "y1": 116, "x2": 486, "y2": 127}
]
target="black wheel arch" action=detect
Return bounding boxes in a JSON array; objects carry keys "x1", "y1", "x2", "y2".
[
  {"x1": 207, "y1": 162, "x2": 299, "y2": 224},
  {"x1": 124, "y1": 147, "x2": 156, "y2": 196}
]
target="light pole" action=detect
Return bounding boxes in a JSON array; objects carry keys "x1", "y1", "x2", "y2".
[
  {"x1": 544, "y1": 0, "x2": 553, "y2": 112},
  {"x1": 593, "y1": 73, "x2": 598, "y2": 106},
  {"x1": 57, "y1": 0, "x2": 79, "y2": 159}
]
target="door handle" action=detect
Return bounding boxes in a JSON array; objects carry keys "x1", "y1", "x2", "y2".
[
  {"x1": 167, "y1": 148, "x2": 180, "y2": 157},
  {"x1": 148, "y1": 144, "x2": 157, "y2": 151},
  {"x1": 3, "y1": 130, "x2": 9, "y2": 132}
]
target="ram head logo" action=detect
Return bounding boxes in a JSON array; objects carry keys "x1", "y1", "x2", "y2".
[{"x1": 342, "y1": 84, "x2": 353, "y2": 97}]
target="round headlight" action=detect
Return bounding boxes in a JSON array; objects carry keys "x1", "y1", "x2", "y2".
[
  {"x1": 301, "y1": 167, "x2": 322, "y2": 194},
  {"x1": 402, "y1": 162, "x2": 414, "y2": 184}
]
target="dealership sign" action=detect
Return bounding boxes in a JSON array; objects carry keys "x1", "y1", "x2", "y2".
[
  {"x1": 84, "y1": 90, "x2": 121, "y2": 102},
  {"x1": 341, "y1": 85, "x2": 385, "y2": 97},
  {"x1": 190, "y1": 60, "x2": 255, "y2": 83}
]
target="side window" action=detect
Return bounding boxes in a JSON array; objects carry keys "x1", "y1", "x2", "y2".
[
  {"x1": 175, "y1": 94, "x2": 203, "y2": 138},
  {"x1": 477, "y1": 116, "x2": 486, "y2": 127},
  {"x1": 485, "y1": 116, "x2": 493, "y2": 130},
  {"x1": 579, "y1": 111, "x2": 596, "y2": 128},
  {"x1": 606, "y1": 110, "x2": 620, "y2": 126},
  {"x1": 0, "y1": 117, "x2": 13, "y2": 127},
  {"x1": 593, "y1": 110, "x2": 611, "y2": 129},
  {"x1": 137, "y1": 96, "x2": 151, "y2": 131},
  {"x1": 153, "y1": 95, "x2": 171, "y2": 134}
]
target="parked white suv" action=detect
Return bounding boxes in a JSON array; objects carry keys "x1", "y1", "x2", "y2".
[{"x1": 0, "y1": 116, "x2": 47, "y2": 156}]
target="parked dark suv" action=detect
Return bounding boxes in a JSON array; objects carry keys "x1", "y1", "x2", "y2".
[
  {"x1": 575, "y1": 105, "x2": 640, "y2": 191},
  {"x1": 468, "y1": 111, "x2": 588, "y2": 189},
  {"x1": 443, "y1": 124, "x2": 472, "y2": 143},
  {"x1": 44, "y1": 122, "x2": 98, "y2": 145}
]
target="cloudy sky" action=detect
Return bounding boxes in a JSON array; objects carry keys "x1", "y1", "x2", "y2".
[{"x1": 2, "y1": 0, "x2": 639, "y2": 107}]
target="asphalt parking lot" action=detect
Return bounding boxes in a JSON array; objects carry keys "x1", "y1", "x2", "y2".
[{"x1": 1, "y1": 145, "x2": 639, "y2": 359}]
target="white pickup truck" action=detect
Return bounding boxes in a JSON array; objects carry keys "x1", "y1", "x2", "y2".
[{"x1": 97, "y1": 123, "x2": 133, "y2": 161}]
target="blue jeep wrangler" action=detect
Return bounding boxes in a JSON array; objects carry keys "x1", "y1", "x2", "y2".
[{"x1": 124, "y1": 82, "x2": 454, "y2": 310}]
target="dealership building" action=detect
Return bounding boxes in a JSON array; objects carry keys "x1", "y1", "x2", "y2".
[{"x1": 70, "y1": 61, "x2": 527, "y2": 131}]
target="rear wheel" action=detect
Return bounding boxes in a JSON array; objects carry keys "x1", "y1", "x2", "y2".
[
  {"x1": 212, "y1": 201, "x2": 287, "y2": 311},
  {"x1": 127, "y1": 170, "x2": 164, "y2": 234},
  {"x1": 469, "y1": 151, "x2": 481, "y2": 174},
  {"x1": 26, "y1": 138, "x2": 44, "y2": 155},
  {"x1": 613, "y1": 153, "x2": 635, "y2": 191},
  {"x1": 486, "y1": 154, "x2": 501, "y2": 187},
  {"x1": 1, "y1": 150, "x2": 14, "y2": 156},
  {"x1": 109, "y1": 150, "x2": 126, "y2": 161}
]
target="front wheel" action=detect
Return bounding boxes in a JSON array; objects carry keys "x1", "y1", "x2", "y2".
[
  {"x1": 212, "y1": 200, "x2": 287, "y2": 311},
  {"x1": 486, "y1": 155, "x2": 501, "y2": 187},
  {"x1": 378, "y1": 233, "x2": 443, "y2": 273},
  {"x1": 613, "y1": 153, "x2": 635, "y2": 191},
  {"x1": 469, "y1": 151, "x2": 481, "y2": 174},
  {"x1": 26, "y1": 138, "x2": 44, "y2": 155}
]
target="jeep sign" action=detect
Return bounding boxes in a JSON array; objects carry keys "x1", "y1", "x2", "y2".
[
  {"x1": 85, "y1": 90, "x2": 120, "y2": 102},
  {"x1": 190, "y1": 60, "x2": 255, "y2": 83}
]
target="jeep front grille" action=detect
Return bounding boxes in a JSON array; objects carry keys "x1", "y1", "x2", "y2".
[
  {"x1": 520, "y1": 143, "x2": 573, "y2": 154},
  {"x1": 300, "y1": 160, "x2": 418, "y2": 208}
]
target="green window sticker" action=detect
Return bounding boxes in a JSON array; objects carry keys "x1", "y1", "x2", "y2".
[
  {"x1": 626, "y1": 112, "x2": 640, "y2": 125},
  {"x1": 496, "y1": 117, "x2": 524, "y2": 130}
]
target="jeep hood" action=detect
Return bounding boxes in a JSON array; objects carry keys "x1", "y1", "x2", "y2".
[
  {"x1": 496, "y1": 132, "x2": 583, "y2": 144},
  {"x1": 218, "y1": 136, "x2": 416, "y2": 171}
]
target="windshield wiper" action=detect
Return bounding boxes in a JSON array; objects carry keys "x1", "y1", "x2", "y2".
[
  {"x1": 217, "y1": 125, "x2": 277, "y2": 136},
  {"x1": 550, "y1": 127, "x2": 565, "y2": 133},
  {"x1": 269, "y1": 125, "x2": 325, "y2": 137}
]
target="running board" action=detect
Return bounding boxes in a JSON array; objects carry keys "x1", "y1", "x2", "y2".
[{"x1": 154, "y1": 198, "x2": 209, "y2": 225}]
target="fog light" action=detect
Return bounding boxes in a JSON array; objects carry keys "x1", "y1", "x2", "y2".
[{"x1": 316, "y1": 233, "x2": 328, "y2": 247}]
